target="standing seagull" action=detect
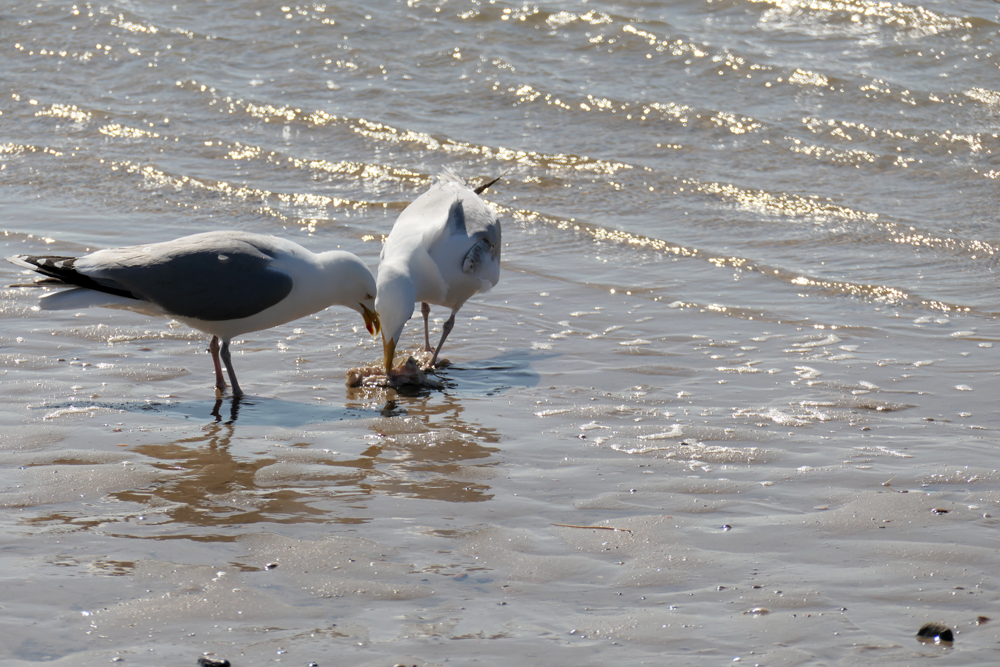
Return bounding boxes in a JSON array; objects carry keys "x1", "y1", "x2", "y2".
[
  {"x1": 9, "y1": 231, "x2": 380, "y2": 397},
  {"x1": 375, "y1": 169, "x2": 501, "y2": 374}
]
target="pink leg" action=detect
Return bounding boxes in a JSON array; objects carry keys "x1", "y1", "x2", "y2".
[
  {"x1": 421, "y1": 302, "x2": 432, "y2": 352},
  {"x1": 219, "y1": 339, "x2": 243, "y2": 398},
  {"x1": 210, "y1": 336, "x2": 227, "y2": 392},
  {"x1": 428, "y1": 310, "x2": 456, "y2": 367}
]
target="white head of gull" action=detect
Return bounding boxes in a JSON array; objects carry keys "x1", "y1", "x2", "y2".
[
  {"x1": 375, "y1": 168, "x2": 501, "y2": 374},
  {"x1": 9, "y1": 230, "x2": 380, "y2": 397}
]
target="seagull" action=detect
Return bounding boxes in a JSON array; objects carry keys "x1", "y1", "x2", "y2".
[
  {"x1": 375, "y1": 169, "x2": 501, "y2": 374},
  {"x1": 9, "y1": 230, "x2": 380, "y2": 397}
]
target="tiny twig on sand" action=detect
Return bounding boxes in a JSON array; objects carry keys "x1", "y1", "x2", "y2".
[{"x1": 552, "y1": 523, "x2": 632, "y2": 533}]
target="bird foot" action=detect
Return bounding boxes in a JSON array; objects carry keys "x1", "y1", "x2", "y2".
[
  {"x1": 411, "y1": 349, "x2": 435, "y2": 369},
  {"x1": 215, "y1": 381, "x2": 244, "y2": 399},
  {"x1": 409, "y1": 349, "x2": 449, "y2": 369},
  {"x1": 422, "y1": 356, "x2": 450, "y2": 370}
]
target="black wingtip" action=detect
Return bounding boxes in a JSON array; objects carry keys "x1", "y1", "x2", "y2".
[
  {"x1": 474, "y1": 175, "x2": 502, "y2": 195},
  {"x1": 13, "y1": 254, "x2": 139, "y2": 300},
  {"x1": 8, "y1": 277, "x2": 66, "y2": 288}
]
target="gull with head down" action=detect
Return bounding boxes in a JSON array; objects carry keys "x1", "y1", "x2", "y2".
[
  {"x1": 10, "y1": 230, "x2": 380, "y2": 397},
  {"x1": 375, "y1": 169, "x2": 501, "y2": 376}
]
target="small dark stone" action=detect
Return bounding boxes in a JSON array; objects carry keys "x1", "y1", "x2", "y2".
[
  {"x1": 916, "y1": 621, "x2": 953, "y2": 643},
  {"x1": 197, "y1": 658, "x2": 231, "y2": 667},
  {"x1": 932, "y1": 508, "x2": 949, "y2": 515},
  {"x1": 264, "y1": 562, "x2": 279, "y2": 570},
  {"x1": 977, "y1": 616, "x2": 991, "y2": 625}
]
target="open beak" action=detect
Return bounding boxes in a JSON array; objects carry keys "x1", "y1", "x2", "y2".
[
  {"x1": 361, "y1": 304, "x2": 381, "y2": 336},
  {"x1": 381, "y1": 329, "x2": 397, "y2": 375}
]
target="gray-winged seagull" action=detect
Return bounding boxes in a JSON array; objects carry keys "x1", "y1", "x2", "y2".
[{"x1": 9, "y1": 230, "x2": 380, "y2": 397}]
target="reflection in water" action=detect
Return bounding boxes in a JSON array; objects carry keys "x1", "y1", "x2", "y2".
[
  {"x1": 95, "y1": 390, "x2": 502, "y2": 536},
  {"x1": 111, "y1": 420, "x2": 336, "y2": 533},
  {"x1": 359, "y1": 391, "x2": 502, "y2": 504},
  {"x1": 377, "y1": 397, "x2": 409, "y2": 419},
  {"x1": 210, "y1": 395, "x2": 243, "y2": 424},
  {"x1": 81, "y1": 395, "x2": 367, "y2": 427},
  {"x1": 22, "y1": 351, "x2": 541, "y2": 537}
]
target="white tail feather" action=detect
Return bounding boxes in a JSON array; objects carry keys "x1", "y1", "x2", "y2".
[{"x1": 39, "y1": 288, "x2": 149, "y2": 313}]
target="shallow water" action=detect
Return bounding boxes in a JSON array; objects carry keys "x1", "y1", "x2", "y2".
[{"x1": 2, "y1": 0, "x2": 1000, "y2": 664}]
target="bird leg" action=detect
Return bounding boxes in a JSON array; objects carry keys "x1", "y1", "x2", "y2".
[
  {"x1": 219, "y1": 339, "x2": 244, "y2": 398},
  {"x1": 428, "y1": 310, "x2": 456, "y2": 368},
  {"x1": 421, "y1": 302, "x2": 432, "y2": 352},
  {"x1": 210, "y1": 336, "x2": 227, "y2": 392}
]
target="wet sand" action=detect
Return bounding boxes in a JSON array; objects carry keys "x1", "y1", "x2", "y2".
[{"x1": 1, "y1": 266, "x2": 999, "y2": 665}]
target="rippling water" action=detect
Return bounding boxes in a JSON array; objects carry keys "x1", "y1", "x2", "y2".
[{"x1": 2, "y1": 0, "x2": 1000, "y2": 664}]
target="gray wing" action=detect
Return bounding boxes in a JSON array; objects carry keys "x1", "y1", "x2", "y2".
[
  {"x1": 414, "y1": 171, "x2": 501, "y2": 276},
  {"x1": 451, "y1": 196, "x2": 501, "y2": 275},
  {"x1": 80, "y1": 234, "x2": 294, "y2": 321},
  {"x1": 461, "y1": 227, "x2": 501, "y2": 275}
]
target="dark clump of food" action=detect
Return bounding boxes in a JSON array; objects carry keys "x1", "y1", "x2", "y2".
[
  {"x1": 916, "y1": 621, "x2": 954, "y2": 644},
  {"x1": 197, "y1": 657, "x2": 231, "y2": 667},
  {"x1": 347, "y1": 355, "x2": 443, "y2": 389}
]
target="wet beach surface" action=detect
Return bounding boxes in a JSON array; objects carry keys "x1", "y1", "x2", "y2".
[{"x1": 2, "y1": 0, "x2": 1000, "y2": 664}]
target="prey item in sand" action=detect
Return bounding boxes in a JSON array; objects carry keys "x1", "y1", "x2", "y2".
[
  {"x1": 375, "y1": 169, "x2": 501, "y2": 374},
  {"x1": 9, "y1": 231, "x2": 380, "y2": 397},
  {"x1": 347, "y1": 355, "x2": 444, "y2": 389}
]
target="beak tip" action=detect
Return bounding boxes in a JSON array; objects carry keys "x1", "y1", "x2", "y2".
[
  {"x1": 362, "y1": 306, "x2": 381, "y2": 337},
  {"x1": 382, "y1": 336, "x2": 396, "y2": 375}
]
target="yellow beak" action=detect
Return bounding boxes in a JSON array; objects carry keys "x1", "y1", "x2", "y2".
[
  {"x1": 381, "y1": 329, "x2": 397, "y2": 375},
  {"x1": 361, "y1": 304, "x2": 381, "y2": 336}
]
